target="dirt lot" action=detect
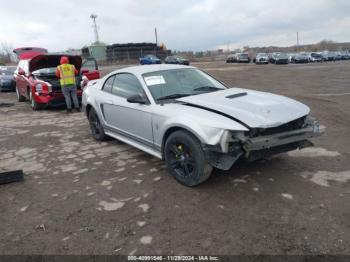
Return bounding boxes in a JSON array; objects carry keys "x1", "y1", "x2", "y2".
[{"x1": 0, "y1": 61, "x2": 349, "y2": 255}]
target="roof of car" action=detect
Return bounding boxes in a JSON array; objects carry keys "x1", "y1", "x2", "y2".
[{"x1": 115, "y1": 64, "x2": 195, "y2": 75}]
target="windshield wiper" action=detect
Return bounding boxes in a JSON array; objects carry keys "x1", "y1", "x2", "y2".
[
  {"x1": 157, "y1": 93, "x2": 191, "y2": 101},
  {"x1": 193, "y1": 86, "x2": 222, "y2": 92}
]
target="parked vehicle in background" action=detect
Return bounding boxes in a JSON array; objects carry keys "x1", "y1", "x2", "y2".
[
  {"x1": 253, "y1": 53, "x2": 269, "y2": 64},
  {"x1": 308, "y1": 53, "x2": 323, "y2": 62},
  {"x1": 269, "y1": 53, "x2": 289, "y2": 64},
  {"x1": 288, "y1": 53, "x2": 296, "y2": 63},
  {"x1": 226, "y1": 53, "x2": 250, "y2": 63},
  {"x1": 139, "y1": 55, "x2": 161, "y2": 65},
  {"x1": 0, "y1": 66, "x2": 16, "y2": 92},
  {"x1": 226, "y1": 54, "x2": 235, "y2": 63},
  {"x1": 82, "y1": 64, "x2": 324, "y2": 187},
  {"x1": 236, "y1": 53, "x2": 250, "y2": 63},
  {"x1": 164, "y1": 56, "x2": 190, "y2": 65},
  {"x1": 322, "y1": 51, "x2": 336, "y2": 61},
  {"x1": 81, "y1": 57, "x2": 101, "y2": 80},
  {"x1": 334, "y1": 52, "x2": 342, "y2": 61},
  {"x1": 340, "y1": 52, "x2": 350, "y2": 60},
  {"x1": 291, "y1": 53, "x2": 309, "y2": 63},
  {"x1": 13, "y1": 47, "x2": 100, "y2": 110}
]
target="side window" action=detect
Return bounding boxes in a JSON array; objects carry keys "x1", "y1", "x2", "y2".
[
  {"x1": 102, "y1": 76, "x2": 115, "y2": 93},
  {"x1": 82, "y1": 59, "x2": 98, "y2": 71},
  {"x1": 111, "y1": 73, "x2": 144, "y2": 98}
]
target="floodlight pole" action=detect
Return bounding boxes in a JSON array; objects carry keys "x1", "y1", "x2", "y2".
[
  {"x1": 90, "y1": 14, "x2": 100, "y2": 44},
  {"x1": 155, "y1": 27, "x2": 158, "y2": 56},
  {"x1": 297, "y1": 32, "x2": 299, "y2": 52}
]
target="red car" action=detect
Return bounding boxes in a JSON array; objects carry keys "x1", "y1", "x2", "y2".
[{"x1": 13, "y1": 47, "x2": 100, "y2": 110}]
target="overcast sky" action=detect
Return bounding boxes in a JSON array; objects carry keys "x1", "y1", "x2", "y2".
[{"x1": 0, "y1": 0, "x2": 349, "y2": 52}]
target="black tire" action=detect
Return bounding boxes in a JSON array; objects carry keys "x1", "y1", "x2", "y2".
[
  {"x1": 0, "y1": 170, "x2": 24, "y2": 185},
  {"x1": 88, "y1": 108, "x2": 107, "y2": 141},
  {"x1": 16, "y1": 86, "x2": 26, "y2": 102},
  {"x1": 164, "y1": 130, "x2": 212, "y2": 187},
  {"x1": 29, "y1": 90, "x2": 41, "y2": 110}
]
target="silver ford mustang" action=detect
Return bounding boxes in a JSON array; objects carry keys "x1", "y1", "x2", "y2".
[{"x1": 82, "y1": 64, "x2": 324, "y2": 186}]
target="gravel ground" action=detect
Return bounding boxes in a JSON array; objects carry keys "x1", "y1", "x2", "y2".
[{"x1": 0, "y1": 61, "x2": 349, "y2": 255}]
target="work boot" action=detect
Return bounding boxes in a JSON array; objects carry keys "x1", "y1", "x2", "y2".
[
  {"x1": 75, "y1": 107, "x2": 81, "y2": 113},
  {"x1": 66, "y1": 108, "x2": 72, "y2": 113}
]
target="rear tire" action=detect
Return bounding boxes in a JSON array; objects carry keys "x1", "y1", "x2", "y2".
[
  {"x1": 16, "y1": 86, "x2": 26, "y2": 102},
  {"x1": 164, "y1": 130, "x2": 212, "y2": 187},
  {"x1": 88, "y1": 108, "x2": 107, "y2": 141}
]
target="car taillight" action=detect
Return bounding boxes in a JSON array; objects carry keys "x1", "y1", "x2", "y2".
[{"x1": 42, "y1": 85, "x2": 49, "y2": 93}]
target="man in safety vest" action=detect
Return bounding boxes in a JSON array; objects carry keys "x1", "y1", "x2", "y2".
[{"x1": 56, "y1": 56, "x2": 80, "y2": 113}]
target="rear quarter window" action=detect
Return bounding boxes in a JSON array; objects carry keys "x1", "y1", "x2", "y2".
[{"x1": 102, "y1": 76, "x2": 115, "y2": 93}]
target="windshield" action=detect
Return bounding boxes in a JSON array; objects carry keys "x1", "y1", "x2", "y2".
[
  {"x1": 277, "y1": 53, "x2": 288, "y2": 59},
  {"x1": 297, "y1": 54, "x2": 308, "y2": 58},
  {"x1": 239, "y1": 54, "x2": 249, "y2": 58},
  {"x1": 142, "y1": 68, "x2": 226, "y2": 102},
  {"x1": 146, "y1": 55, "x2": 158, "y2": 60}
]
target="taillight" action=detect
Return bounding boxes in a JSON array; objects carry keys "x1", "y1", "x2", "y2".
[{"x1": 42, "y1": 85, "x2": 49, "y2": 93}]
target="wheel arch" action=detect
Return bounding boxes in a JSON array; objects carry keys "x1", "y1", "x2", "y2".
[
  {"x1": 85, "y1": 103, "x2": 93, "y2": 118},
  {"x1": 161, "y1": 126, "x2": 202, "y2": 160}
]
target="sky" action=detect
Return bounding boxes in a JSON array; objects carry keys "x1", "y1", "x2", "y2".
[{"x1": 0, "y1": 0, "x2": 349, "y2": 52}]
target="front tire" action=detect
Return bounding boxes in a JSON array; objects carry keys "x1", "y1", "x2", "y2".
[
  {"x1": 29, "y1": 90, "x2": 41, "y2": 110},
  {"x1": 88, "y1": 108, "x2": 107, "y2": 141},
  {"x1": 164, "y1": 130, "x2": 212, "y2": 187}
]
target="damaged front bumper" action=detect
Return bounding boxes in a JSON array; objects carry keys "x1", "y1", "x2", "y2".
[
  {"x1": 204, "y1": 117, "x2": 325, "y2": 171},
  {"x1": 243, "y1": 119, "x2": 325, "y2": 152}
]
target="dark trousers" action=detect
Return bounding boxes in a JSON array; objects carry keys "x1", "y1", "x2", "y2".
[{"x1": 62, "y1": 85, "x2": 79, "y2": 109}]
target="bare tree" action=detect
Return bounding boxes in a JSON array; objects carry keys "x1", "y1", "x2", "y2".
[{"x1": 0, "y1": 42, "x2": 14, "y2": 63}]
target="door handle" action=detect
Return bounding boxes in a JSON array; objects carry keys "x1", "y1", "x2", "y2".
[{"x1": 105, "y1": 100, "x2": 113, "y2": 105}]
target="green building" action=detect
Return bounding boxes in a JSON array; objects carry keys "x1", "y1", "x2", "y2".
[{"x1": 82, "y1": 42, "x2": 107, "y2": 62}]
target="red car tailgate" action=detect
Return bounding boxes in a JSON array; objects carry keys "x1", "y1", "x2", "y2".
[{"x1": 13, "y1": 47, "x2": 48, "y2": 60}]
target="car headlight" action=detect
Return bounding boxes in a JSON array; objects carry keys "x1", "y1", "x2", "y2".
[{"x1": 35, "y1": 83, "x2": 43, "y2": 92}]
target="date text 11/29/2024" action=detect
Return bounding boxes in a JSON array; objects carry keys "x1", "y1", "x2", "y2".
[{"x1": 128, "y1": 255, "x2": 219, "y2": 261}]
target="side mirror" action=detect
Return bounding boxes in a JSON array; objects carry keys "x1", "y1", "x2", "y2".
[
  {"x1": 18, "y1": 69, "x2": 25, "y2": 76},
  {"x1": 81, "y1": 68, "x2": 89, "y2": 74},
  {"x1": 127, "y1": 94, "x2": 147, "y2": 104}
]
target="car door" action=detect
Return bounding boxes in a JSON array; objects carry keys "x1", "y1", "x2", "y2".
[
  {"x1": 81, "y1": 58, "x2": 100, "y2": 80},
  {"x1": 15, "y1": 60, "x2": 29, "y2": 97},
  {"x1": 101, "y1": 73, "x2": 154, "y2": 147}
]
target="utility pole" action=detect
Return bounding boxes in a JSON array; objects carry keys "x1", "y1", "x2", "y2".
[{"x1": 90, "y1": 14, "x2": 100, "y2": 44}]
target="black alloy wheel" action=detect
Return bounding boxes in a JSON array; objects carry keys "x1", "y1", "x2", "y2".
[
  {"x1": 164, "y1": 130, "x2": 212, "y2": 187},
  {"x1": 88, "y1": 108, "x2": 107, "y2": 141}
]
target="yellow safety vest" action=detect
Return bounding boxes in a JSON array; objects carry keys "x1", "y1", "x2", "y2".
[{"x1": 57, "y1": 64, "x2": 76, "y2": 87}]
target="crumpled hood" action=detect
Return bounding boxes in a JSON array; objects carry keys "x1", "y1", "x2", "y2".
[{"x1": 177, "y1": 88, "x2": 310, "y2": 128}]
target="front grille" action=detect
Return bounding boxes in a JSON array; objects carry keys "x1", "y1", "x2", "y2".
[{"x1": 248, "y1": 116, "x2": 307, "y2": 137}]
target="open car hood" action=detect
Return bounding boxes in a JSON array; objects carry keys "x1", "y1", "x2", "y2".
[
  {"x1": 13, "y1": 47, "x2": 48, "y2": 60},
  {"x1": 29, "y1": 54, "x2": 82, "y2": 73},
  {"x1": 177, "y1": 88, "x2": 310, "y2": 128}
]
